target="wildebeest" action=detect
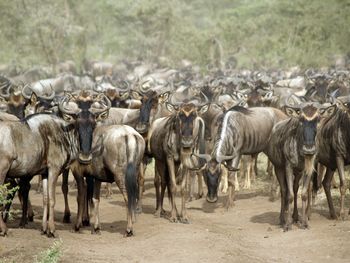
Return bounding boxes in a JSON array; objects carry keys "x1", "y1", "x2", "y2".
[
  {"x1": 148, "y1": 101, "x2": 208, "y2": 222},
  {"x1": 196, "y1": 106, "x2": 287, "y2": 206},
  {"x1": 0, "y1": 91, "x2": 110, "y2": 237},
  {"x1": 316, "y1": 96, "x2": 350, "y2": 220},
  {"x1": 71, "y1": 125, "x2": 145, "y2": 236},
  {"x1": 265, "y1": 102, "x2": 335, "y2": 230}
]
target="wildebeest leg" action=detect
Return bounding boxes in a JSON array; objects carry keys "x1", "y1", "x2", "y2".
[
  {"x1": 322, "y1": 168, "x2": 336, "y2": 219},
  {"x1": 219, "y1": 165, "x2": 228, "y2": 193},
  {"x1": 187, "y1": 170, "x2": 195, "y2": 202},
  {"x1": 41, "y1": 175, "x2": 49, "y2": 235},
  {"x1": 336, "y1": 157, "x2": 347, "y2": 220},
  {"x1": 72, "y1": 171, "x2": 86, "y2": 232},
  {"x1": 300, "y1": 168, "x2": 313, "y2": 229},
  {"x1": 62, "y1": 169, "x2": 71, "y2": 223},
  {"x1": 317, "y1": 164, "x2": 326, "y2": 191},
  {"x1": 113, "y1": 171, "x2": 134, "y2": 236},
  {"x1": 243, "y1": 156, "x2": 252, "y2": 189},
  {"x1": 225, "y1": 170, "x2": 236, "y2": 210},
  {"x1": 0, "y1": 159, "x2": 12, "y2": 236},
  {"x1": 91, "y1": 180, "x2": 101, "y2": 235},
  {"x1": 154, "y1": 160, "x2": 164, "y2": 217},
  {"x1": 274, "y1": 167, "x2": 287, "y2": 227},
  {"x1": 36, "y1": 174, "x2": 43, "y2": 193},
  {"x1": 251, "y1": 153, "x2": 258, "y2": 182},
  {"x1": 306, "y1": 182, "x2": 312, "y2": 220},
  {"x1": 197, "y1": 171, "x2": 203, "y2": 199},
  {"x1": 105, "y1": 183, "x2": 113, "y2": 198},
  {"x1": 180, "y1": 167, "x2": 189, "y2": 223},
  {"x1": 19, "y1": 178, "x2": 31, "y2": 228},
  {"x1": 27, "y1": 198, "x2": 34, "y2": 222},
  {"x1": 292, "y1": 171, "x2": 302, "y2": 223},
  {"x1": 166, "y1": 157, "x2": 178, "y2": 222},
  {"x1": 47, "y1": 170, "x2": 59, "y2": 237},
  {"x1": 285, "y1": 164, "x2": 294, "y2": 231},
  {"x1": 136, "y1": 162, "x2": 144, "y2": 214}
]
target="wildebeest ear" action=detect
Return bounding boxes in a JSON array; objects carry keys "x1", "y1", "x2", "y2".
[
  {"x1": 96, "y1": 110, "x2": 109, "y2": 121},
  {"x1": 62, "y1": 113, "x2": 76, "y2": 123},
  {"x1": 263, "y1": 91, "x2": 274, "y2": 100},
  {"x1": 131, "y1": 91, "x2": 142, "y2": 100},
  {"x1": 319, "y1": 104, "x2": 336, "y2": 118},
  {"x1": 198, "y1": 104, "x2": 209, "y2": 115},
  {"x1": 285, "y1": 106, "x2": 300, "y2": 118},
  {"x1": 30, "y1": 92, "x2": 38, "y2": 105},
  {"x1": 120, "y1": 92, "x2": 129, "y2": 101},
  {"x1": 0, "y1": 96, "x2": 6, "y2": 102},
  {"x1": 165, "y1": 102, "x2": 178, "y2": 113},
  {"x1": 159, "y1": 92, "x2": 170, "y2": 103}
]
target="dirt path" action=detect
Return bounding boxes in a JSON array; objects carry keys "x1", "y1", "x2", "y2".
[{"x1": 1, "y1": 167, "x2": 350, "y2": 263}]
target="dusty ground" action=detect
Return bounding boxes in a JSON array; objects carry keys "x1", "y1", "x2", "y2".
[{"x1": 1, "y1": 160, "x2": 350, "y2": 263}]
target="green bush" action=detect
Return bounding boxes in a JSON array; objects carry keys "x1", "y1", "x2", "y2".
[
  {"x1": 0, "y1": 0, "x2": 349, "y2": 69},
  {"x1": 35, "y1": 240, "x2": 63, "y2": 263}
]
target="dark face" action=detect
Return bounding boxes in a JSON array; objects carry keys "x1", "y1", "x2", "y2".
[
  {"x1": 314, "y1": 77, "x2": 329, "y2": 102},
  {"x1": 247, "y1": 89, "x2": 263, "y2": 107},
  {"x1": 136, "y1": 92, "x2": 158, "y2": 134},
  {"x1": 7, "y1": 94, "x2": 28, "y2": 119},
  {"x1": 301, "y1": 118, "x2": 318, "y2": 155},
  {"x1": 178, "y1": 108, "x2": 197, "y2": 148},
  {"x1": 75, "y1": 100, "x2": 97, "y2": 163},
  {"x1": 203, "y1": 160, "x2": 221, "y2": 203}
]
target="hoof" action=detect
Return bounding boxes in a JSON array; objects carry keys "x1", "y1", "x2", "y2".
[
  {"x1": 0, "y1": 230, "x2": 8, "y2": 237},
  {"x1": 339, "y1": 212, "x2": 346, "y2": 221},
  {"x1": 300, "y1": 223, "x2": 309, "y2": 230},
  {"x1": 82, "y1": 219, "x2": 90, "y2": 227},
  {"x1": 28, "y1": 215, "x2": 34, "y2": 222},
  {"x1": 283, "y1": 224, "x2": 292, "y2": 232},
  {"x1": 196, "y1": 194, "x2": 203, "y2": 200},
  {"x1": 47, "y1": 231, "x2": 56, "y2": 238},
  {"x1": 187, "y1": 197, "x2": 193, "y2": 202},
  {"x1": 135, "y1": 207, "x2": 142, "y2": 214},
  {"x1": 63, "y1": 214, "x2": 71, "y2": 224},
  {"x1": 124, "y1": 230, "x2": 133, "y2": 237},
  {"x1": 292, "y1": 215, "x2": 299, "y2": 223},
  {"x1": 180, "y1": 217, "x2": 190, "y2": 224},
  {"x1": 91, "y1": 228, "x2": 101, "y2": 235},
  {"x1": 169, "y1": 217, "x2": 178, "y2": 223},
  {"x1": 73, "y1": 224, "x2": 81, "y2": 233}
]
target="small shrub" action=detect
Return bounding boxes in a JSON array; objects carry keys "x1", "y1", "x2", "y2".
[{"x1": 35, "y1": 240, "x2": 63, "y2": 263}]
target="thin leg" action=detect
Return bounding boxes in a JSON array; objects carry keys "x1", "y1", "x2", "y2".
[
  {"x1": 91, "y1": 180, "x2": 101, "y2": 234},
  {"x1": 336, "y1": 157, "x2": 347, "y2": 220},
  {"x1": 62, "y1": 169, "x2": 71, "y2": 223},
  {"x1": 322, "y1": 168, "x2": 336, "y2": 219},
  {"x1": 166, "y1": 157, "x2": 178, "y2": 222}
]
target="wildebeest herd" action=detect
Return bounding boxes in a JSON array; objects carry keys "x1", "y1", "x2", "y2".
[{"x1": 0, "y1": 60, "x2": 349, "y2": 237}]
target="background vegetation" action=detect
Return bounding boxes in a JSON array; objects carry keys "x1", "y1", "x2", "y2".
[{"x1": 0, "y1": 0, "x2": 349, "y2": 69}]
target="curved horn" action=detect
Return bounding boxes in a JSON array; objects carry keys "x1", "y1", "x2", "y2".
[
  {"x1": 193, "y1": 152, "x2": 211, "y2": 162},
  {"x1": 21, "y1": 84, "x2": 33, "y2": 99},
  {"x1": 59, "y1": 95, "x2": 80, "y2": 115},
  {"x1": 90, "y1": 94, "x2": 111, "y2": 114},
  {"x1": 216, "y1": 154, "x2": 235, "y2": 163},
  {"x1": 39, "y1": 84, "x2": 56, "y2": 100}
]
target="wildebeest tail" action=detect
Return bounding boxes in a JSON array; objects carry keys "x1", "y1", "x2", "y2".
[{"x1": 125, "y1": 163, "x2": 138, "y2": 212}]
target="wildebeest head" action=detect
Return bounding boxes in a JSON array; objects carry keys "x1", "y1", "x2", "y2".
[
  {"x1": 306, "y1": 74, "x2": 332, "y2": 103},
  {"x1": 132, "y1": 90, "x2": 169, "y2": 134},
  {"x1": 203, "y1": 159, "x2": 221, "y2": 203},
  {"x1": 246, "y1": 87, "x2": 274, "y2": 107},
  {"x1": 22, "y1": 84, "x2": 56, "y2": 115},
  {"x1": 59, "y1": 91, "x2": 111, "y2": 164},
  {"x1": 166, "y1": 101, "x2": 208, "y2": 149},
  {"x1": 285, "y1": 102, "x2": 336, "y2": 156},
  {"x1": 104, "y1": 88, "x2": 130, "y2": 108}
]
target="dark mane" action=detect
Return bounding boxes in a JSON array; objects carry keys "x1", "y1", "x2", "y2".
[
  {"x1": 227, "y1": 105, "x2": 251, "y2": 115},
  {"x1": 20, "y1": 112, "x2": 56, "y2": 123}
]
